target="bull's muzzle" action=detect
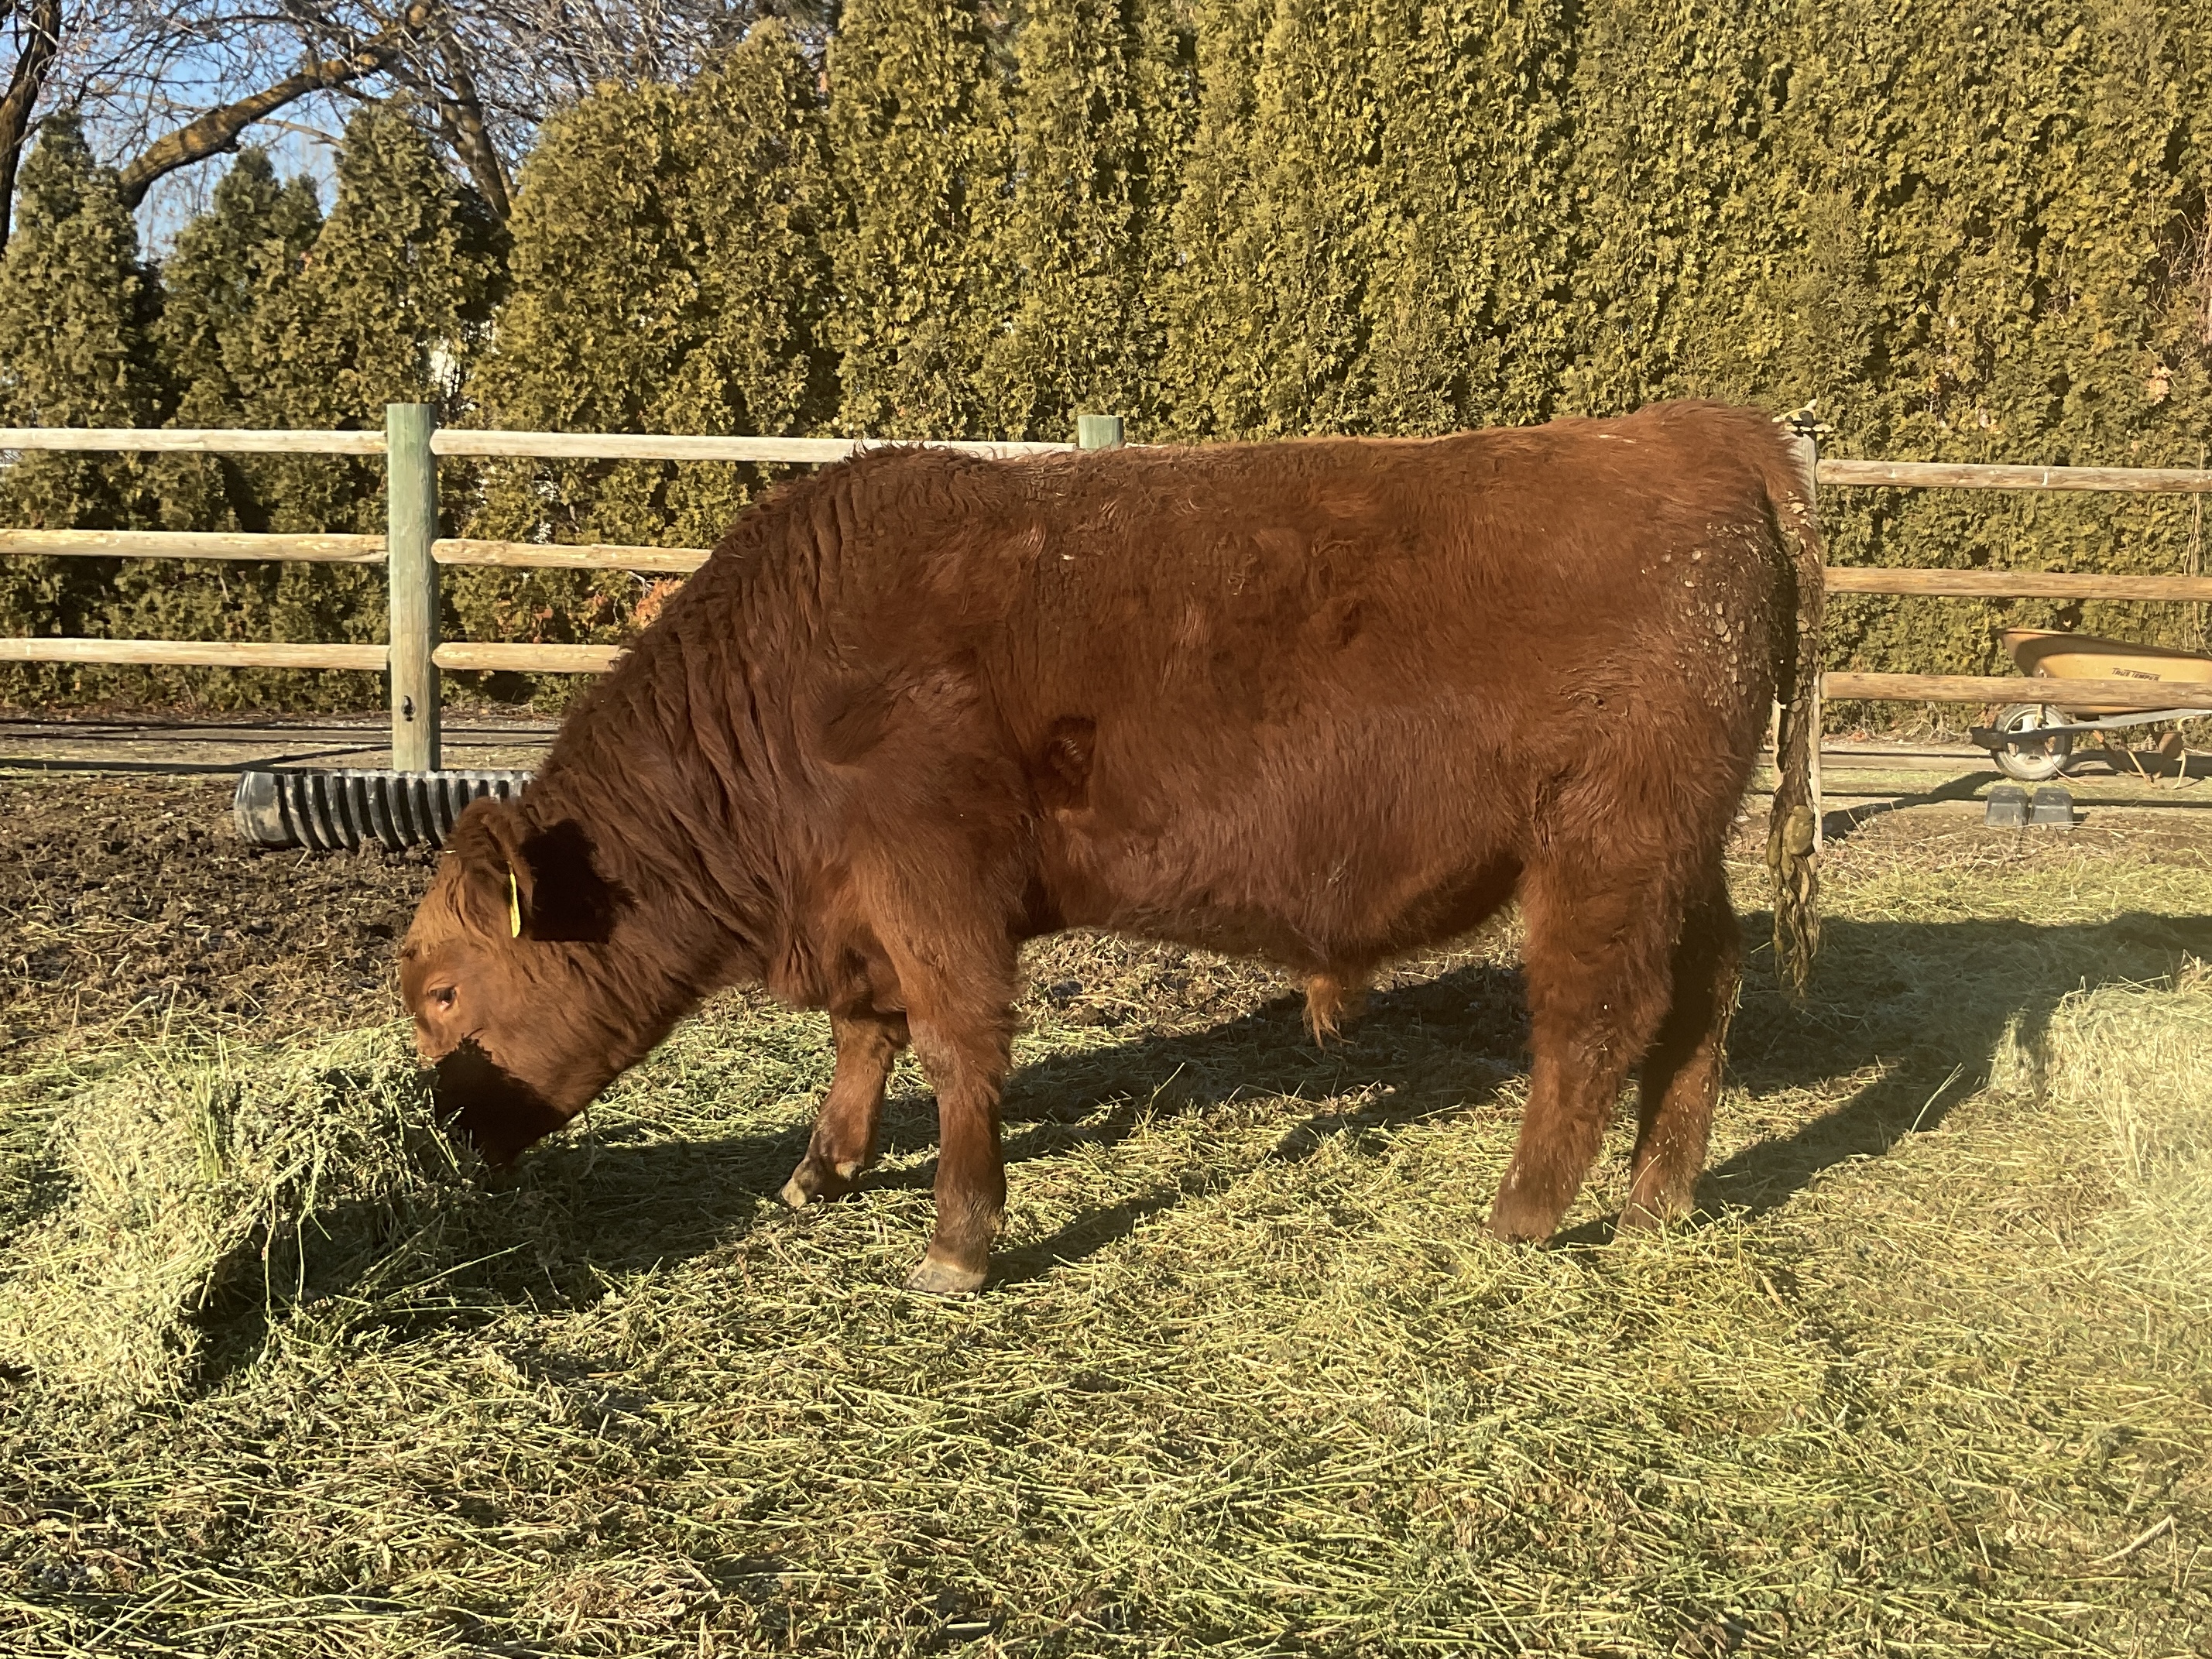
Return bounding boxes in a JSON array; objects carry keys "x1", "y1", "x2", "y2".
[{"x1": 432, "y1": 1039, "x2": 569, "y2": 1167}]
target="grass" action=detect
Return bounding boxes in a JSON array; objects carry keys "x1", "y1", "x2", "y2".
[{"x1": 0, "y1": 812, "x2": 2209, "y2": 1656}]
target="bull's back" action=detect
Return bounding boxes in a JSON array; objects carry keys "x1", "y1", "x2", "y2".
[{"x1": 953, "y1": 406, "x2": 1788, "y2": 956}]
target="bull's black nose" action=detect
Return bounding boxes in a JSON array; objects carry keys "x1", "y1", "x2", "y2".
[{"x1": 433, "y1": 1040, "x2": 567, "y2": 1166}]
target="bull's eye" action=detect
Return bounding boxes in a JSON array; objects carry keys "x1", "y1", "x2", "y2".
[{"x1": 430, "y1": 985, "x2": 458, "y2": 1011}]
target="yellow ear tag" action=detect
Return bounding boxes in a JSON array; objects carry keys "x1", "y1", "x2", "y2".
[{"x1": 507, "y1": 869, "x2": 523, "y2": 939}]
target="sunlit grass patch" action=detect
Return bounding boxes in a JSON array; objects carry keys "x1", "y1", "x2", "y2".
[{"x1": 0, "y1": 811, "x2": 2208, "y2": 1655}]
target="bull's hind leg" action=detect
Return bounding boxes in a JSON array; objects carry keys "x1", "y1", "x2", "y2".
[
  {"x1": 1488, "y1": 857, "x2": 1682, "y2": 1243},
  {"x1": 780, "y1": 1010, "x2": 910, "y2": 1208},
  {"x1": 1620, "y1": 870, "x2": 1739, "y2": 1231}
]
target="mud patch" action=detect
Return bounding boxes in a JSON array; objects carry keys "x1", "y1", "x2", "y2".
[{"x1": 1, "y1": 774, "x2": 436, "y2": 1055}]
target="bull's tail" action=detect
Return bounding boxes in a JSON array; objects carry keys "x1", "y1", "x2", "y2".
[{"x1": 1764, "y1": 430, "x2": 1825, "y2": 996}]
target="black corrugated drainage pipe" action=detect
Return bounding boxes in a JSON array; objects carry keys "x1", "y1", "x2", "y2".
[{"x1": 232, "y1": 770, "x2": 531, "y2": 852}]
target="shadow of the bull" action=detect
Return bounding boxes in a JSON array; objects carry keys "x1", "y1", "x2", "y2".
[{"x1": 193, "y1": 907, "x2": 2212, "y2": 1373}]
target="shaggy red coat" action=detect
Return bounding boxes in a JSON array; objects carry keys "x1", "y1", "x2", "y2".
[{"x1": 401, "y1": 400, "x2": 1823, "y2": 1293}]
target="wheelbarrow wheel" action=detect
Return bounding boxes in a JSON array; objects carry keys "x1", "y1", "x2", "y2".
[{"x1": 1991, "y1": 703, "x2": 2073, "y2": 783}]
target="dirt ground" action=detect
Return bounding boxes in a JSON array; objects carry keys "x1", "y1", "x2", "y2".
[{"x1": 0, "y1": 775, "x2": 437, "y2": 1055}]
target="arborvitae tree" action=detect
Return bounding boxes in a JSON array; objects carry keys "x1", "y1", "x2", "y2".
[
  {"x1": 1154, "y1": 0, "x2": 1274, "y2": 437},
  {"x1": 454, "y1": 24, "x2": 837, "y2": 698},
  {"x1": 1762, "y1": 0, "x2": 2212, "y2": 691},
  {"x1": 1160, "y1": 0, "x2": 1583, "y2": 438},
  {"x1": 0, "y1": 115, "x2": 165, "y2": 701},
  {"x1": 657, "y1": 23, "x2": 839, "y2": 452},
  {"x1": 166, "y1": 104, "x2": 506, "y2": 710},
  {"x1": 0, "y1": 117, "x2": 163, "y2": 440},
  {"x1": 155, "y1": 151, "x2": 324, "y2": 438},
  {"x1": 1377, "y1": 0, "x2": 1580, "y2": 430},
  {"x1": 1552, "y1": 0, "x2": 1795, "y2": 418},
  {"x1": 0, "y1": 111, "x2": 502, "y2": 711},
  {"x1": 979, "y1": 0, "x2": 1194, "y2": 439},
  {"x1": 1195, "y1": 0, "x2": 1404, "y2": 437},
  {"x1": 468, "y1": 22, "x2": 834, "y2": 542},
  {"x1": 248, "y1": 103, "x2": 503, "y2": 457},
  {"x1": 149, "y1": 149, "x2": 323, "y2": 542},
  {"x1": 827, "y1": 0, "x2": 1015, "y2": 437},
  {"x1": 95, "y1": 150, "x2": 331, "y2": 706}
]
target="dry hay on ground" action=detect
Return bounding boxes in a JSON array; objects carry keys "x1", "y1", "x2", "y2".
[{"x1": 0, "y1": 811, "x2": 2207, "y2": 1655}]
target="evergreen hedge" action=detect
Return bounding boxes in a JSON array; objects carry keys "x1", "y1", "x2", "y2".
[
  {"x1": 0, "y1": 116, "x2": 166, "y2": 705},
  {"x1": 0, "y1": 106, "x2": 502, "y2": 708},
  {"x1": 0, "y1": 1, "x2": 2206, "y2": 714},
  {"x1": 453, "y1": 22, "x2": 835, "y2": 704}
]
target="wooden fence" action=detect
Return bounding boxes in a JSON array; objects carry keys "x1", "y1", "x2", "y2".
[
  {"x1": 0, "y1": 408, "x2": 1103, "y2": 770},
  {"x1": 3, "y1": 409, "x2": 2210, "y2": 771}
]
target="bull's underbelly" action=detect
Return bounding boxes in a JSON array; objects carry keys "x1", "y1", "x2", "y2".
[
  {"x1": 1061, "y1": 850, "x2": 1525, "y2": 972},
  {"x1": 1034, "y1": 713, "x2": 1535, "y2": 970}
]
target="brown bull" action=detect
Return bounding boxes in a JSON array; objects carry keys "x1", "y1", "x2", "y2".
[{"x1": 401, "y1": 400, "x2": 1823, "y2": 1293}]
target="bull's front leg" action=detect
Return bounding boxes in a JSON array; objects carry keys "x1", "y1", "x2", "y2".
[
  {"x1": 780, "y1": 1009, "x2": 909, "y2": 1207},
  {"x1": 839, "y1": 800, "x2": 1024, "y2": 1291},
  {"x1": 903, "y1": 1008, "x2": 1013, "y2": 1295}
]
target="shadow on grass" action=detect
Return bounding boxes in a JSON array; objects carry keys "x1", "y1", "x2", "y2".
[
  {"x1": 191, "y1": 907, "x2": 2212, "y2": 1374},
  {"x1": 1710, "y1": 907, "x2": 2212, "y2": 1222},
  {"x1": 1818, "y1": 770, "x2": 1991, "y2": 844}
]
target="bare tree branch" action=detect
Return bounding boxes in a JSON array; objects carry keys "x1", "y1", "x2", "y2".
[
  {"x1": 113, "y1": 0, "x2": 433, "y2": 209},
  {"x1": 6, "y1": 0, "x2": 811, "y2": 239},
  {"x1": 0, "y1": 0, "x2": 62, "y2": 254},
  {"x1": 414, "y1": 26, "x2": 509, "y2": 216}
]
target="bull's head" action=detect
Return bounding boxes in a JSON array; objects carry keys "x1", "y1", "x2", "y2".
[{"x1": 400, "y1": 798, "x2": 655, "y2": 1165}]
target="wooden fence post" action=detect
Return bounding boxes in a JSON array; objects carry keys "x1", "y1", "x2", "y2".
[
  {"x1": 1076, "y1": 414, "x2": 1124, "y2": 451},
  {"x1": 386, "y1": 403, "x2": 441, "y2": 773}
]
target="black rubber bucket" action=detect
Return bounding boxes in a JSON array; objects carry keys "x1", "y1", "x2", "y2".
[{"x1": 231, "y1": 769, "x2": 531, "y2": 852}]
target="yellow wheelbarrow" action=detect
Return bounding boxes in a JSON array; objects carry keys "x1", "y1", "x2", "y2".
[{"x1": 1971, "y1": 629, "x2": 2212, "y2": 783}]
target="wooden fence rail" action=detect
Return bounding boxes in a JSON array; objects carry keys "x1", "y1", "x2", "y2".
[
  {"x1": 0, "y1": 530, "x2": 387, "y2": 563},
  {"x1": 432, "y1": 538, "x2": 709, "y2": 573},
  {"x1": 0, "y1": 528, "x2": 706, "y2": 571},
  {"x1": 427, "y1": 430, "x2": 1074, "y2": 463},
  {"x1": 1823, "y1": 568, "x2": 2212, "y2": 602},
  {"x1": 0, "y1": 427, "x2": 388, "y2": 455},
  {"x1": 1815, "y1": 458, "x2": 2212, "y2": 493},
  {"x1": 0, "y1": 427, "x2": 1075, "y2": 463},
  {"x1": 431, "y1": 642, "x2": 625, "y2": 673},
  {"x1": 0, "y1": 638, "x2": 389, "y2": 670},
  {"x1": 1822, "y1": 673, "x2": 2200, "y2": 711},
  {"x1": 8, "y1": 414, "x2": 2212, "y2": 769}
]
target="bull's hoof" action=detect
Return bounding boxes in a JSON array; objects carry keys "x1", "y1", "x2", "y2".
[
  {"x1": 1486, "y1": 1192, "x2": 1565, "y2": 1244},
  {"x1": 1614, "y1": 1195, "x2": 1692, "y2": 1235},
  {"x1": 1486, "y1": 1214, "x2": 1549, "y2": 1244},
  {"x1": 1487, "y1": 1159, "x2": 1575, "y2": 1243},
  {"x1": 903, "y1": 1253, "x2": 988, "y2": 1297},
  {"x1": 779, "y1": 1157, "x2": 863, "y2": 1209},
  {"x1": 1618, "y1": 1167, "x2": 1696, "y2": 1234}
]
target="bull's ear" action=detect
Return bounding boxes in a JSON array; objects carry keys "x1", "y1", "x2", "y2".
[
  {"x1": 512, "y1": 819, "x2": 622, "y2": 941},
  {"x1": 448, "y1": 804, "x2": 623, "y2": 944},
  {"x1": 448, "y1": 797, "x2": 535, "y2": 941}
]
